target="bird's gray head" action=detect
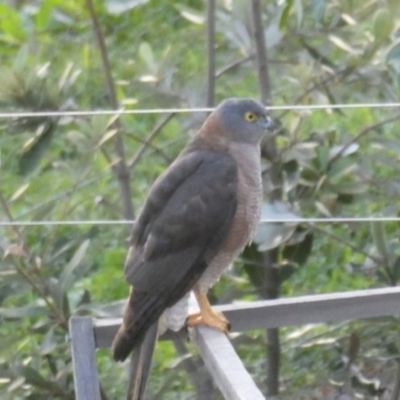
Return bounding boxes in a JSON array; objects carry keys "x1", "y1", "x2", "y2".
[{"x1": 213, "y1": 98, "x2": 275, "y2": 145}]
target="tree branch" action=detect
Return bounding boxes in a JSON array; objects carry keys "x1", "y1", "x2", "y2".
[
  {"x1": 0, "y1": 193, "x2": 68, "y2": 329},
  {"x1": 328, "y1": 113, "x2": 400, "y2": 167},
  {"x1": 309, "y1": 223, "x2": 384, "y2": 267},
  {"x1": 250, "y1": 0, "x2": 281, "y2": 395},
  {"x1": 128, "y1": 113, "x2": 175, "y2": 170},
  {"x1": 309, "y1": 223, "x2": 395, "y2": 285},
  {"x1": 206, "y1": 0, "x2": 216, "y2": 107},
  {"x1": 85, "y1": 0, "x2": 134, "y2": 220},
  {"x1": 215, "y1": 54, "x2": 254, "y2": 79},
  {"x1": 250, "y1": 0, "x2": 271, "y2": 106}
]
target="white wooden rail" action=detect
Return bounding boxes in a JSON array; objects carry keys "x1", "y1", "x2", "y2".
[{"x1": 69, "y1": 286, "x2": 400, "y2": 399}]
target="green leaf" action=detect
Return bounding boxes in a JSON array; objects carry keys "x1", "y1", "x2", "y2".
[
  {"x1": 260, "y1": 201, "x2": 302, "y2": 222},
  {"x1": 311, "y1": 0, "x2": 326, "y2": 22},
  {"x1": 7, "y1": 377, "x2": 25, "y2": 392},
  {"x1": 175, "y1": 4, "x2": 204, "y2": 25},
  {"x1": 330, "y1": 183, "x2": 368, "y2": 195},
  {"x1": 59, "y1": 239, "x2": 91, "y2": 293},
  {"x1": 254, "y1": 224, "x2": 296, "y2": 251},
  {"x1": 330, "y1": 143, "x2": 359, "y2": 159},
  {"x1": 317, "y1": 146, "x2": 330, "y2": 171},
  {"x1": 10, "y1": 183, "x2": 30, "y2": 202},
  {"x1": 19, "y1": 123, "x2": 55, "y2": 175},
  {"x1": 282, "y1": 232, "x2": 313, "y2": 266},
  {"x1": 386, "y1": 41, "x2": 400, "y2": 73},
  {"x1": 139, "y1": 42, "x2": 157, "y2": 74},
  {"x1": 294, "y1": 0, "x2": 303, "y2": 28},
  {"x1": 370, "y1": 221, "x2": 389, "y2": 261},
  {"x1": 256, "y1": 202, "x2": 301, "y2": 250},
  {"x1": 328, "y1": 160, "x2": 358, "y2": 182},
  {"x1": 350, "y1": 368, "x2": 383, "y2": 395},
  {"x1": 105, "y1": 0, "x2": 148, "y2": 15},
  {"x1": 373, "y1": 9, "x2": 393, "y2": 44},
  {"x1": 0, "y1": 305, "x2": 48, "y2": 319},
  {"x1": 40, "y1": 328, "x2": 57, "y2": 356},
  {"x1": 47, "y1": 279, "x2": 66, "y2": 314},
  {"x1": 31, "y1": 201, "x2": 56, "y2": 222},
  {"x1": 242, "y1": 244, "x2": 264, "y2": 290},
  {"x1": 386, "y1": 0, "x2": 400, "y2": 13},
  {"x1": 0, "y1": 4, "x2": 26, "y2": 42},
  {"x1": 279, "y1": 0, "x2": 294, "y2": 30},
  {"x1": 18, "y1": 366, "x2": 57, "y2": 391},
  {"x1": 36, "y1": 1, "x2": 53, "y2": 31},
  {"x1": 97, "y1": 129, "x2": 119, "y2": 148},
  {"x1": 391, "y1": 256, "x2": 400, "y2": 283},
  {"x1": 278, "y1": 263, "x2": 298, "y2": 284}
]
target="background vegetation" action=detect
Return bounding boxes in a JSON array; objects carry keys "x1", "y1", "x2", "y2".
[{"x1": 1, "y1": 0, "x2": 400, "y2": 398}]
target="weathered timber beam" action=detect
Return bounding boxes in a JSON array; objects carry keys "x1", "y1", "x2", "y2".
[
  {"x1": 93, "y1": 286, "x2": 400, "y2": 348},
  {"x1": 69, "y1": 317, "x2": 102, "y2": 400},
  {"x1": 192, "y1": 325, "x2": 265, "y2": 400}
]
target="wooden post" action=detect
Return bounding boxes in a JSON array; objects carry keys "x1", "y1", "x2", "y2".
[
  {"x1": 193, "y1": 325, "x2": 265, "y2": 400},
  {"x1": 69, "y1": 316, "x2": 101, "y2": 400}
]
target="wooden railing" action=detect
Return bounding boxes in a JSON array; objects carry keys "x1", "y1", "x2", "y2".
[{"x1": 69, "y1": 286, "x2": 400, "y2": 399}]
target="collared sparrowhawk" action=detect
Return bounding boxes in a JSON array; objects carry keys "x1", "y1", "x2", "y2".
[{"x1": 112, "y1": 98, "x2": 275, "y2": 396}]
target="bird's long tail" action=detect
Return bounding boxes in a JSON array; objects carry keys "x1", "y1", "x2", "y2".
[
  {"x1": 112, "y1": 286, "x2": 164, "y2": 361},
  {"x1": 126, "y1": 322, "x2": 158, "y2": 400}
]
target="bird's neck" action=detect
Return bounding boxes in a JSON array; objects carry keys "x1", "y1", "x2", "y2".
[
  {"x1": 194, "y1": 115, "x2": 230, "y2": 151},
  {"x1": 229, "y1": 142, "x2": 261, "y2": 184}
]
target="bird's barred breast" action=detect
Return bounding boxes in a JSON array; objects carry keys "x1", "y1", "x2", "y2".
[{"x1": 197, "y1": 142, "x2": 262, "y2": 291}]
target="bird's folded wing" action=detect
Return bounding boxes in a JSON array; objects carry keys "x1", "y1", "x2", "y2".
[{"x1": 124, "y1": 149, "x2": 238, "y2": 303}]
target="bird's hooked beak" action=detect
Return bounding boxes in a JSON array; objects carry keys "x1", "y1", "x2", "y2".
[{"x1": 262, "y1": 115, "x2": 276, "y2": 131}]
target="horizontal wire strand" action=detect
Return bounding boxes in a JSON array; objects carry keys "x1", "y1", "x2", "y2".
[
  {"x1": 0, "y1": 102, "x2": 400, "y2": 118},
  {"x1": 1, "y1": 101, "x2": 399, "y2": 227},
  {"x1": 1, "y1": 217, "x2": 400, "y2": 226}
]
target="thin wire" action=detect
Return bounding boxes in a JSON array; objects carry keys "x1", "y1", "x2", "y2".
[
  {"x1": 1, "y1": 217, "x2": 400, "y2": 226},
  {"x1": 0, "y1": 102, "x2": 400, "y2": 118}
]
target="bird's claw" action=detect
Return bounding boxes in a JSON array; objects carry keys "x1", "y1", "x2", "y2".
[{"x1": 186, "y1": 309, "x2": 231, "y2": 333}]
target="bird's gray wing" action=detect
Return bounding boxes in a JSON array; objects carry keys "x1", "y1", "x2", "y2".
[
  {"x1": 112, "y1": 149, "x2": 238, "y2": 362},
  {"x1": 125, "y1": 148, "x2": 238, "y2": 300}
]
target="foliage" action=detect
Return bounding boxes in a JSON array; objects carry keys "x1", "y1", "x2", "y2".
[{"x1": 1, "y1": 0, "x2": 400, "y2": 398}]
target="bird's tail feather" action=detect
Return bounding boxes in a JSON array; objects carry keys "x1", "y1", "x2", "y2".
[
  {"x1": 112, "y1": 289, "x2": 165, "y2": 361},
  {"x1": 126, "y1": 322, "x2": 158, "y2": 400}
]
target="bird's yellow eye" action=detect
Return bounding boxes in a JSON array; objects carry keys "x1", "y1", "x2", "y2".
[{"x1": 244, "y1": 112, "x2": 257, "y2": 122}]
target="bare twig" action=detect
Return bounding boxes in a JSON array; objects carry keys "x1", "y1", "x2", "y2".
[
  {"x1": 262, "y1": 249, "x2": 281, "y2": 397},
  {"x1": 0, "y1": 193, "x2": 67, "y2": 329},
  {"x1": 125, "y1": 132, "x2": 172, "y2": 163},
  {"x1": 16, "y1": 175, "x2": 105, "y2": 219},
  {"x1": 328, "y1": 113, "x2": 400, "y2": 167},
  {"x1": 215, "y1": 54, "x2": 254, "y2": 78},
  {"x1": 0, "y1": 192, "x2": 26, "y2": 244},
  {"x1": 128, "y1": 113, "x2": 176, "y2": 170},
  {"x1": 310, "y1": 223, "x2": 396, "y2": 285},
  {"x1": 85, "y1": 0, "x2": 134, "y2": 220},
  {"x1": 206, "y1": 0, "x2": 216, "y2": 107},
  {"x1": 309, "y1": 223, "x2": 384, "y2": 267},
  {"x1": 276, "y1": 68, "x2": 350, "y2": 120},
  {"x1": 1, "y1": 245, "x2": 67, "y2": 328},
  {"x1": 250, "y1": 0, "x2": 271, "y2": 106},
  {"x1": 40, "y1": 168, "x2": 92, "y2": 261}
]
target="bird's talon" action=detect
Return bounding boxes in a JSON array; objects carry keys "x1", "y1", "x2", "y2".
[{"x1": 186, "y1": 309, "x2": 230, "y2": 334}]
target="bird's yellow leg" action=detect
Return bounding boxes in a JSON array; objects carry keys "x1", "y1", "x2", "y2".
[{"x1": 186, "y1": 284, "x2": 230, "y2": 333}]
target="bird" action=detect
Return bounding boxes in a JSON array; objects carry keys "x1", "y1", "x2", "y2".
[{"x1": 112, "y1": 98, "x2": 275, "y2": 398}]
